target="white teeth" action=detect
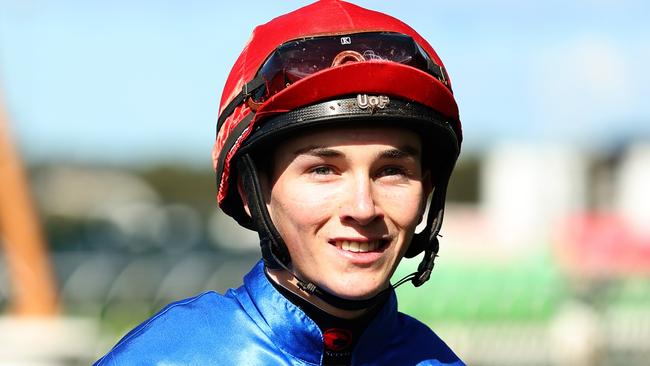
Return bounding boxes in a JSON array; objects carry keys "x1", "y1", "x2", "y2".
[
  {"x1": 338, "y1": 240, "x2": 381, "y2": 253},
  {"x1": 359, "y1": 242, "x2": 369, "y2": 252},
  {"x1": 368, "y1": 241, "x2": 378, "y2": 251}
]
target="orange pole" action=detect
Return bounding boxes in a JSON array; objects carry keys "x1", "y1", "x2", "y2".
[{"x1": 0, "y1": 89, "x2": 58, "y2": 316}]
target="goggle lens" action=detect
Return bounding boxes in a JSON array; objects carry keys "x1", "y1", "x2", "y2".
[{"x1": 250, "y1": 32, "x2": 449, "y2": 106}]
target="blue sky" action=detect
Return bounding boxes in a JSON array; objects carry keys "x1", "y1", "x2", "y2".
[{"x1": 1, "y1": 0, "x2": 649, "y2": 165}]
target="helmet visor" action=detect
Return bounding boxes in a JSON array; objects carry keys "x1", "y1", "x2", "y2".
[{"x1": 249, "y1": 32, "x2": 449, "y2": 107}]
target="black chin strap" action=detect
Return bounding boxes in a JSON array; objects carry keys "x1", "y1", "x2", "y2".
[
  {"x1": 237, "y1": 154, "x2": 289, "y2": 269},
  {"x1": 237, "y1": 153, "x2": 443, "y2": 310},
  {"x1": 271, "y1": 247, "x2": 393, "y2": 311}
]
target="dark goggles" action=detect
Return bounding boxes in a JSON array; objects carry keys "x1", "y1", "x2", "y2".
[{"x1": 218, "y1": 32, "x2": 450, "y2": 131}]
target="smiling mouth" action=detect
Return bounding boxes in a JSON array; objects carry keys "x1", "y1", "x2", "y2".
[{"x1": 330, "y1": 239, "x2": 389, "y2": 253}]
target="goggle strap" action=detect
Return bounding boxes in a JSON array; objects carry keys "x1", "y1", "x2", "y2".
[
  {"x1": 425, "y1": 58, "x2": 449, "y2": 87},
  {"x1": 217, "y1": 75, "x2": 266, "y2": 133}
]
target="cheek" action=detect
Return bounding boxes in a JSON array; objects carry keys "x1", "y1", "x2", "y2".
[
  {"x1": 269, "y1": 181, "x2": 340, "y2": 231},
  {"x1": 377, "y1": 187, "x2": 425, "y2": 227}
]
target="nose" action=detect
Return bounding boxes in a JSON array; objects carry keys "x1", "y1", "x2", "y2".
[{"x1": 339, "y1": 174, "x2": 382, "y2": 226}]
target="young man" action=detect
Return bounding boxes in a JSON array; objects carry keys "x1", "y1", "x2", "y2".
[{"x1": 95, "y1": 1, "x2": 463, "y2": 364}]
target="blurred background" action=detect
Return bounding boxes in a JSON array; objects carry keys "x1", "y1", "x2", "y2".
[{"x1": 1, "y1": 0, "x2": 649, "y2": 365}]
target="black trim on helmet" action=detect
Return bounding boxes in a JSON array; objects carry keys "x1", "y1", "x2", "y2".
[{"x1": 238, "y1": 96, "x2": 458, "y2": 157}]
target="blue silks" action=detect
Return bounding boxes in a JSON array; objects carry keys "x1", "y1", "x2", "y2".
[{"x1": 94, "y1": 260, "x2": 464, "y2": 365}]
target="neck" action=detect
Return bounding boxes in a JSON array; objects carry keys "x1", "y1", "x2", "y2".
[{"x1": 266, "y1": 268, "x2": 376, "y2": 319}]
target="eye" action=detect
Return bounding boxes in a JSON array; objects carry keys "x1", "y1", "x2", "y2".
[
  {"x1": 310, "y1": 165, "x2": 335, "y2": 175},
  {"x1": 378, "y1": 166, "x2": 407, "y2": 177}
]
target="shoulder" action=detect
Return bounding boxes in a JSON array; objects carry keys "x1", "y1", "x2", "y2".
[
  {"x1": 354, "y1": 291, "x2": 464, "y2": 365},
  {"x1": 94, "y1": 290, "x2": 256, "y2": 365},
  {"x1": 392, "y1": 312, "x2": 465, "y2": 365}
]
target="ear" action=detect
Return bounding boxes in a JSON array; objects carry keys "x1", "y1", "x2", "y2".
[{"x1": 237, "y1": 174, "x2": 252, "y2": 218}]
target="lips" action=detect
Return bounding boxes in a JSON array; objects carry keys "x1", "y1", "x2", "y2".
[{"x1": 330, "y1": 239, "x2": 387, "y2": 253}]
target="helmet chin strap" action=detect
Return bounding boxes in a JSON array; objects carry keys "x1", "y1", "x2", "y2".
[
  {"x1": 237, "y1": 154, "x2": 439, "y2": 311},
  {"x1": 266, "y1": 243, "x2": 392, "y2": 311}
]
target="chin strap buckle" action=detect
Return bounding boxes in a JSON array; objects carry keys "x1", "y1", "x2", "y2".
[
  {"x1": 412, "y1": 244, "x2": 438, "y2": 287},
  {"x1": 414, "y1": 269, "x2": 432, "y2": 287},
  {"x1": 297, "y1": 280, "x2": 318, "y2": 294}
]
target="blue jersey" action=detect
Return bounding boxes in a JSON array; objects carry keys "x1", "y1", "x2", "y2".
[{"x1": 94, "y1": 260, "x2": 464, "y2": 365}]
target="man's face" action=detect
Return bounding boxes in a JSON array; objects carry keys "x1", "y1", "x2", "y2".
[{"x1": 265, "y1": 126, "x2": 431, "y2": 300}]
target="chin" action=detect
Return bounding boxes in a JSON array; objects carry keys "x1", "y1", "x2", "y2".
[{"x1": 326, "y1": 278, "x2": 389, "y2": 301}]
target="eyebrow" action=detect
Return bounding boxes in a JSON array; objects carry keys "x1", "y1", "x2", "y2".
[
  {"x1": 292, "y1": 144, "x2": 420, "y2": 159},
  {"x1": 292, "y1": 146, "x2": 343, "y2": 158},
  {"x1": 379, "y1": 145, "x2": 420, "y2": 160}
]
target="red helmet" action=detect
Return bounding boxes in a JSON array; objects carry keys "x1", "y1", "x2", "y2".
[{"x1": 212, "y1": 0, "x2": 462, "y2": 291}]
